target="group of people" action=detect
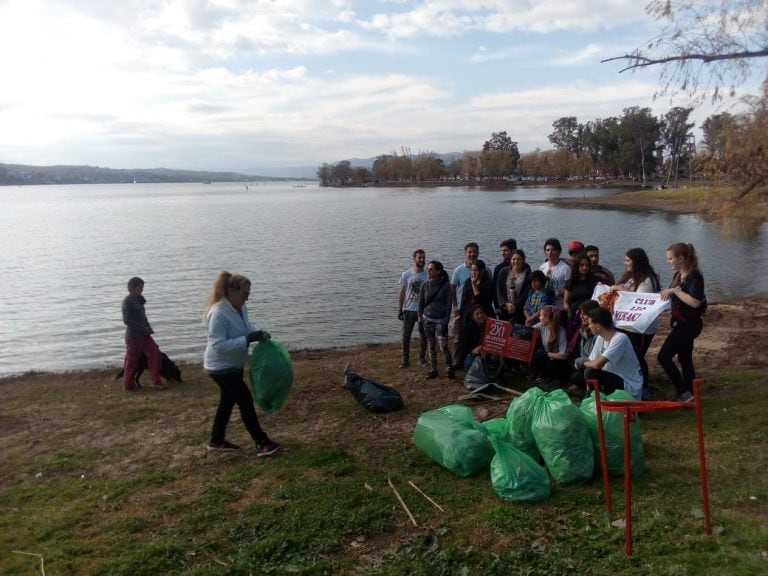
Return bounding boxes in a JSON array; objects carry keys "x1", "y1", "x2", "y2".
[
  {"x1": 121, "y1": 273, "x2": 280, "y2": 456},
  {"x1": 397, "y1": 239, "x2": 707, "y2": 402}
]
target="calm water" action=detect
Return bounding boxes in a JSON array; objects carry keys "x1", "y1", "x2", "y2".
[{"x1": 1, "y1": 182, "x2": 765, "y2": 377}]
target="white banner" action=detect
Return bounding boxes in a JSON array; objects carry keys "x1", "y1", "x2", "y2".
[{"x1": 591, "y1": 285, "x2": 670, "y2": 334}]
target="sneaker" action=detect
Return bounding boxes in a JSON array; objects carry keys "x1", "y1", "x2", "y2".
[
  {"x1": 446, "y1": 369, "x2": 455, "y2": 380},
  {"x1": 677, "y1": 391, "x2": 694, "y2": 403},
  {"x1": 398, "y1": 360, "x2": 409, "y2": 368},
  {"x1": 151, "y1": 382, "x2": 168, "y2": 390},
  {"x1": 256, "y1": 438, "x2": 280, "y2": 458},
  {"x1": 425, "y1": 370, "x2": 439, "y2": 380},
  {"x1": 207, "y1": 439, "x2": 240, "y2": 452},
  {"x1": 418, "y1": 357, "x2": 428, "y2": 366}
]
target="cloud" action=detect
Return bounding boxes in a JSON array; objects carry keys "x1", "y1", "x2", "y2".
[
  {"x1": 359, "y1": 0, "x2": 649, "y2": 39},
  {"x1": 550, "y1": 43, "x2": 605, "y2": 66},
  {"x1": 0, "y1": 0, "x2": 753, "y2": 172}
]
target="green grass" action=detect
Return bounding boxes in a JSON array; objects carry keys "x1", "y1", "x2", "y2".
[{"x1": 1, "y1": 370, "x2": 766, "y2": 575}]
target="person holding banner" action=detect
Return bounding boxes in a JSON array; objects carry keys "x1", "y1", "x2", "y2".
[
  {"x1": 612, "y1": 247, "x2": 662, "y2": 399},
  {"x1": 658, "y1": 243, "x2": 707, "y2": 403},
  {"x1": 419, "y1": 260, "x2": 455, "y2": 380},
  {"x1": 574, "y1": 307, "x2": 643, "y2": 400}
]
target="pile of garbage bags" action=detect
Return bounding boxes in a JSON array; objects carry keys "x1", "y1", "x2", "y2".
[{"x1": 412, "y1": 388, "x2": 645, "y2": 502}]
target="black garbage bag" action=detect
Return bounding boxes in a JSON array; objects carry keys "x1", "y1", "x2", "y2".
[
  {"x1": 464, "y1": 355, "x2": 492, "y2": 390},
  {"x1": 343, "y1": 364, "x2": 404, "y2": 413}
]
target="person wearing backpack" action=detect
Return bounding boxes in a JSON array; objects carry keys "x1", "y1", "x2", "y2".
[{"x1": 658, "y1": 243, "x2": 707, "y2": 403}]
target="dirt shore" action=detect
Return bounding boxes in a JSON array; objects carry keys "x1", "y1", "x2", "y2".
[
  {"x1": 514, "y1": 187, "x2": 768, "y2": 221},
  {"x1": 1, "y1": 295, "x2": 766, "y2": 480}
]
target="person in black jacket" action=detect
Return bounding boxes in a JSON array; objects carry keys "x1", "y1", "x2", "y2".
[{"x1": 418, "y1": 260, "x2": 454, "y2": 380}]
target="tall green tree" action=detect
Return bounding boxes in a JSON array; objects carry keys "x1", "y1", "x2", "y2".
[
  {"x1": 481, "y1": 131, "x2": 520, "y2": 178},
  {"x1": 618, "y1": 107, "x2": 662, "y2": 184},
  {"x1": 661, "y1": 106, "x2": 695, "y2": 186},
  {"x1": 548, "y1": 117, "x2": 582, "y2": 156},
  {"x1": 702, "y1": 112, "x2": 736, "y2": 160}
]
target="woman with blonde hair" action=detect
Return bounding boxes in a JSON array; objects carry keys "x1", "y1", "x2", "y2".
[
  {"x1": 203, "y1": 271, "x2": 279, "y2": 455},
  {"x1": 658, "y1": 243, "x2": 707, "y2": 402}
]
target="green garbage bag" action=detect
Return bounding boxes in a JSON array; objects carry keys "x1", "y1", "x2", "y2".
[
  {"x1": 481, "y1": 417, "x2": 509, "y2": 440},
  {"x1": 249, "y1": 340, "x2": 293, "y2": 413},
  {"x1": 413, "y1": 405, "x2": 494, "y2": 477},
  {"x1": 580, "y1": 390, "x2": 645, "y2": 478},
  {"x1": 506, "y1": 387, "x2": 545, "y2": 461},
  {"x1": 531, "y1": 389, "x2": 594, "y2": 485},
  {"x1": 489, "y1": 436, "x2": 551, "y2": 502}
]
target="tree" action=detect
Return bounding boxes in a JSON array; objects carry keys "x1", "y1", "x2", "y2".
[
  {"x1": 722, "y1": 86, "x2": 768, "y2": 197},
  {"x1": 548, "y1": 117, "x2": 582, "y2": 155},
  {"x1": 618, "y1": 107, "x2": 662, "y2": 184},
  {"x1": 702, "y1": 112, "x2": 736, "y2": 159},
  {"x1": 660, "y1": 106, "x2": 695, "y2": 186},
  {"x1": 481, "y1": 131, "x2": 520, "y2": 178},
  {"x1": 331, "y1": 160, "x2": 353, "y2": 185},
  {"x1": 604, "y1": 0, "x2": 768, "y2": 103},
  {"x1": 317, "y1": 163, "x2": 333, "y2": 186}
]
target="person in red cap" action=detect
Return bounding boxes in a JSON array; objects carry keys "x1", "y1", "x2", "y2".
[{"x1": 567, "y1": 240, "x2": 585, "y2": 264}]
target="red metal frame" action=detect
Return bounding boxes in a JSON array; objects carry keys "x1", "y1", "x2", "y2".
[{"x1": 589, "y1": 378, "x2": 712, "y2": 555}]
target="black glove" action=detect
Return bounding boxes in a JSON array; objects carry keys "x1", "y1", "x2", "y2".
[
  {"x1": 247, "y1": 330, "x2": 270, "y2": 343},
  {"x1": 397, "y1": 311, "x2": 404, "y2": 321}
]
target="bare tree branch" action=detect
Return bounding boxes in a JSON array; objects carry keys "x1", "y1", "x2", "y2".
[{"x1": 603, "y1": 49, "x2": 768, "y2": 73}]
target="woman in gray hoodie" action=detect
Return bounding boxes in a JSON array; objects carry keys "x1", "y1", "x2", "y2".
[{"x1": 418, "y1": 260, "x2": 454, "y2": 380}]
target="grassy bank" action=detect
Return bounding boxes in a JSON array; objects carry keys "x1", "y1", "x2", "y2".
[{"x1": 1, "y1": 330, "x2": 767, "y2": 575}]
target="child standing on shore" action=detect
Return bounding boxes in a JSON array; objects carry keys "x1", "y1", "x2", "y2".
[{"x1": 122, "y1": 277, "x2": 167, "y2": 392}]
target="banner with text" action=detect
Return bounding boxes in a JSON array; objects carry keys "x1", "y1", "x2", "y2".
[
  {"x1": 480, "y1": 318, "x2": 540, "y2": 363},
  {"x1": 592, "y1": 285, "x2": 670, "y2": 334}
]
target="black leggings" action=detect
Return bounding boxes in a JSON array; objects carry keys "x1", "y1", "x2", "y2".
[
  {"x1": 657, "y1": 319, "x2": 702, "y2": 396},
  {"x1": 620, "y1": 330, "x2": 655, "y2": 392},
  {"x1": 209, "y1": 370, "x2": 266, "y2": 444}
]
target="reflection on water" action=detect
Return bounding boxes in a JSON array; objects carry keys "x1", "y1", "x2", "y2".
[{"x1": 0, "y1": 182, "x2": 765, "y2": 376}]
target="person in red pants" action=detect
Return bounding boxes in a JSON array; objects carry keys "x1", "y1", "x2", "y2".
[{"x1": 121, "y1": 276, "x2": 167, "y2": 391}]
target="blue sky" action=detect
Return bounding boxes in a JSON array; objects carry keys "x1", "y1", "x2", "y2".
[{"x1": 0, "y1": 0, "x2": 757, "y2": 176}]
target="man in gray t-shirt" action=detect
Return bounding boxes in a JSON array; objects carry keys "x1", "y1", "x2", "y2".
[{"x1": 398, "y1": 249, "x2": 427, "y2": 368}]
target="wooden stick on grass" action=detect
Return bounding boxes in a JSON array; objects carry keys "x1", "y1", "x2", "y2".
[
  {"x1": 387, "y1": 477, "x2": 417, "y2": 527},
  {"x1": 12, "y1": 551, "x2": 46, "y2": 576},
  {"x1": 408, "y1": 480, "x2": 445, "y2": 512}
]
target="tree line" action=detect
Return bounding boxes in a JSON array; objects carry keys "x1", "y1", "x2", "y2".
[{"x1": 317, "y1": 96, "x2": 767, "y2": 193}]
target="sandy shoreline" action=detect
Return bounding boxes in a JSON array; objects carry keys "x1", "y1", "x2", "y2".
[
  {"x1": 510, "y1": 187, "x2": 768, "y2": 221},
  {"x1": 2, "y1": 295, "x2": 767, "y2": 385}
]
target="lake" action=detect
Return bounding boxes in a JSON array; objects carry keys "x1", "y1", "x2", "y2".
[{"x1": 1, "y1": 181, "x2": 765, "y2": 377}]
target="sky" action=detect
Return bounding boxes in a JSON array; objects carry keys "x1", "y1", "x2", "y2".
[{"x1": 0, "y1": 0, "x2": 760, "y2": 176}]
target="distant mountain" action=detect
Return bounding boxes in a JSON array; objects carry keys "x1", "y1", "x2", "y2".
[
  {"x1": 0, "y1": 163, "x2": 298, "y2": 186},
  {"x1": 245, "y1": 165, "x2": 320, "y2": 179}
]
